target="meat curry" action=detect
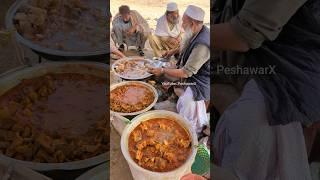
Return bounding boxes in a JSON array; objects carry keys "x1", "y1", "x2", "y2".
[
  {"x1": 0, "y1": 73, "x2": 108, "y2": 163},
  {"x1": 128, "y1": 118, "x2": 192, "y2": 172},
  {"x1": 110, "y1": 84, "x2": 154, "y2": 113}
]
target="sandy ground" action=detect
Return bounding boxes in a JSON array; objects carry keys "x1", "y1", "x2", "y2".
[{"x1": 111, "y1": 0, "x2": 210, "y2": 29}]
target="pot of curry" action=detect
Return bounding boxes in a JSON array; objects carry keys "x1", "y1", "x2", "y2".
[
  {"x1": 110, "y1": 81, "x2": 158, "y2": 116},
  {"x1": 0, "y1": 62, "x2": 108, "y2": 171},
  {"x1": 121, "y1": 110, "x2": 198, "y2": 180}
]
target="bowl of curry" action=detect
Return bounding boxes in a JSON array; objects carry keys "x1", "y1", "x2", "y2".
[
  {"x1": 110, "y1": 81, "x2": 158, "y2": 116},
  {"x1": 0, "y1": 62, "x2": 108, "y2": 171},
  {"x1": 5, "y1": 0, "x2": 108, "y2": 59},
  {"x1": 121, "y1": 110, "x2": 198, "y2": 179}
]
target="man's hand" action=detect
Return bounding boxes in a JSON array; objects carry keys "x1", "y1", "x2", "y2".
[
  {"x1": 148, "y1": 67, "x2": 163, "y2": 76},
  {"x1": 126, "y1": 25, "x2": 137, "y2": 36},
  {"x1": 180, "y1": 173, "x2": 207, "y2": 180},
  {"x1": 162, "y1": 49, "x2": 176, "y2": 58},
  {"x1": 167, "y1": 37, "x2": 179, "y2": 46}
]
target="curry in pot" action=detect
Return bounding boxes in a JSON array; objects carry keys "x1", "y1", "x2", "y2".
[
  {"x1": 110, "y1": 84, "x2": 154, "y2": 113},
  {"x1": 128, "y1": 118, "x2": 192, "y2": 172},
  {"x1": 0, "y1": 73, "x2": 108, "y2": 163}
]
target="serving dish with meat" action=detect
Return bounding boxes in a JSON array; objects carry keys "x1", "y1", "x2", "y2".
[
  {"x1": 112, "y1": 58, "x2": 153, "y2": 80},
  {"x1": 110, "y1": 81, "x2": 158, "y2": 116},
  {"x1": 0, "y1": 62, "x2": 108, "y2": 171},
  {"x1": 129, "y1": 118, "x2": 192, "y2": 172},
  {"x1": 6, "y1": 0, "x2": 107, "y2": 59},
  {"x1": 121, "y1": 110, "x2": 198, "y2": 180}
]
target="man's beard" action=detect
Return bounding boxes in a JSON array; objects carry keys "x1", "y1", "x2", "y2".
[
  {"x1": 168, "y1": 16, "x2": 179, "y2": 25},
  {"x1": 180, "y1": 27, "x2": 194, "y2": 53},
  {"x1": 171, "y1": 17, "x2": 179, "y2": 24}
]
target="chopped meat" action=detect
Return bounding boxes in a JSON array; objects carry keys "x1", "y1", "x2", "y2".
[
  {"x1": 129, "y1": 118, "x2": 192, "y2": 172},
  {"x1": 36, "y1": 133, "x2": 54, "y2": 153},
  {"x1": 14, "y1": 0, "x2": 104, "y2": 51},
  {"x1": 132, "y1": 130, "x2": 142, "y2": 142},
  {"x1": 177, "y1": 139, "x2": 191, "y2": 148},
  {"x1": 110, "y1": 84, "x2": 154, "y2": 113},
  {"x1": 0, "y1": 73, "x2": 108, "y2": 163},
  {"x1": 136, "y1": 150, "x2": 143, "y2": 161}
]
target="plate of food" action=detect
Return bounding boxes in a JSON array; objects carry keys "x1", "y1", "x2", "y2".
[
  {"x1": 112, "y1": 58, "x2": 154, "y2": 80},
  {"x1": 110, "y1": 81, "x2": 158, "y2": 116}
]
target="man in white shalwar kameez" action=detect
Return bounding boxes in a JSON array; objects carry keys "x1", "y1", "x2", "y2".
[{"x1": 148, "y1": 2, "x2": 183, "y2": 57}]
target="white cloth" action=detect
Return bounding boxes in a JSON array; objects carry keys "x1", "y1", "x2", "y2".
[
  {"x1": 177, "y1": 87, "x2": 208, "y2": 134},
  {"x1": 155, "y1": 15, "x2": 182, "y2": 38},
  {"x1": 184, "y1": 5, "x2": 205, "y2": 22},
  {"x1": 213, "y1": 79, "x2": 312, "y2": 180},
  {"x1": 167, "y1": 2, "x2": 178, "y2": 11}
]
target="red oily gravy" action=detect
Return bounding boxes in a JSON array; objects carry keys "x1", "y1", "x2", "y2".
[
  {"x1": 121, "y1": 86, "x2": 148, "y2": 105},
  {"x1": 0, "y1": 73, "x2": 106, "y2": 137}
]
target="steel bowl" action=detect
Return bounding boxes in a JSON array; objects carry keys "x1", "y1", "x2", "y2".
[
  {"x1": 0, "y1": 61, "x2": 108, "y2": 171},
  {"x1": 110, "y1": 81, "x2": 158, "y2": 116},
  {"x1": 5, "y1": 0, "x2": 108, "y2": 61}
]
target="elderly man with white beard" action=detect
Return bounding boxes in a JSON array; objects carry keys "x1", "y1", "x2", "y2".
[
  {"x1": 148, "y1": 5, "x2": 210, "y2": 134},
  {"x1": 148, "y1": 2, "x2": 183, "y2": 57}
]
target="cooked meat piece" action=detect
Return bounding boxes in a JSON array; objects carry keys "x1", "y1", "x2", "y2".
[
  {"x1": 132, "y1": 130, "x2": 142, "y2": 142},
  {"x1": 146, "y1": 130, "x2": 155, "y2": 137},
  {"x1": 36, "y1": 133, "x2": 54, "y2": 153},
  {"x1": 136, "y1": 140, "x2": 148, "y2": 150},
  {"x1": 21, "y1": 126, "x2": 32, "y2": 138},
  {"x1": 27, "y1": 6, "x2": 47, "y2": 26},
  {"x1": 22, "y1": 108, "x2": 33, "y2": 117},
  {"x1": 163, "y1": 152, "x2": 177, "y2": 163},
  {"x1": 54, "y1": 150, "x2": 66, "y2": 163},
  {"x1": 155, "y1": 157, "x2": 167, "y2": 170},
  {"x1": 177, "y1": 139, "x2": 191, "y2": 149},
  {"x1": 15, "y1": 144, "x2": 33, "y2": 160},
  {"x1": 35, "y1": 149, "x2": 55, "y2": 163},
  {"x1": 136, "y1": 150, "x2": 143, "y2": 161}
]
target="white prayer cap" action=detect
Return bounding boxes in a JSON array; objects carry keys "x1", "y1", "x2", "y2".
[
  {"x1": 184, "y1": 5, "x2": 205, "y2": 22},
  {"x1": 167, "y1": 2, "x2": 178, "y2": 12}
]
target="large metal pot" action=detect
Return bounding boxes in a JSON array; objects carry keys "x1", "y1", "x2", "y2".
[
  {"x1": 0, "y1": 62, "x2": 108, "y2": 171},
  {"x1": 120, "y1": 110, "x2": 198, "y2": 180},
  {"x1": 110, "y1": 81, "x2": 158, "y2": 116},
  {"x1": 5, "y1": 0, "x2": 108, "y2": 61}
]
